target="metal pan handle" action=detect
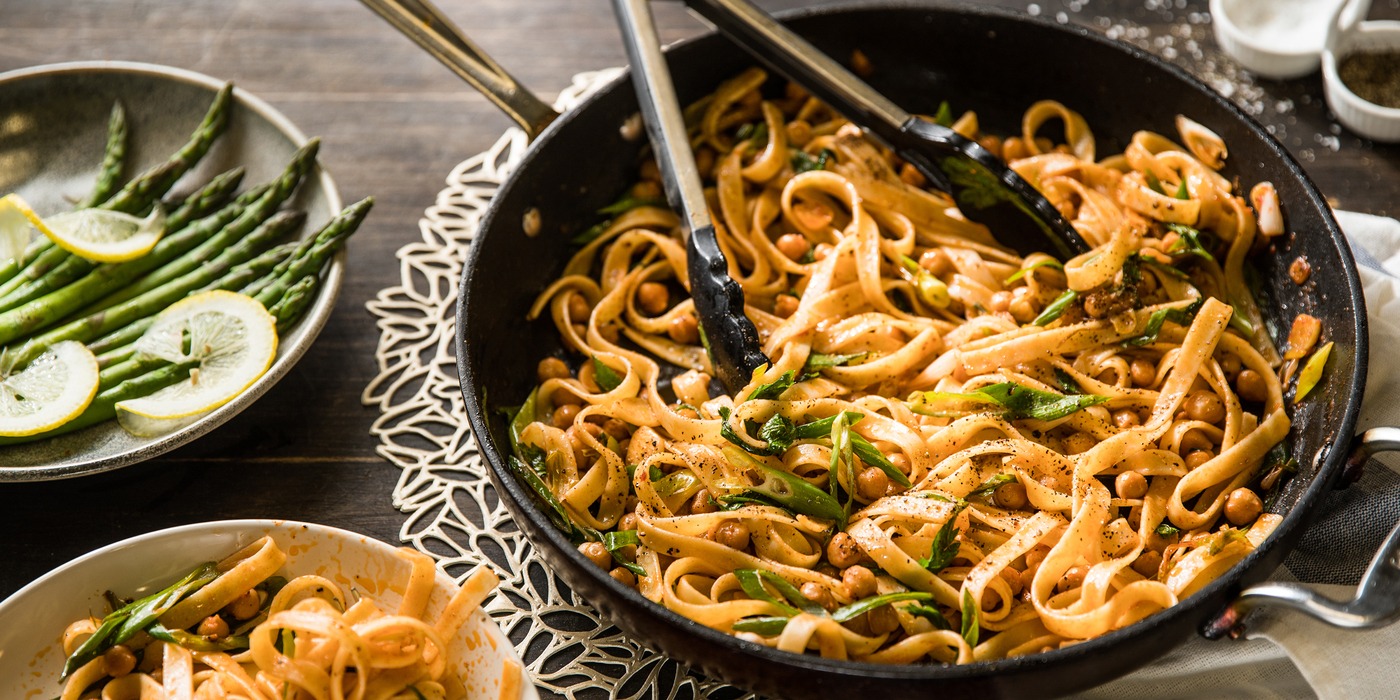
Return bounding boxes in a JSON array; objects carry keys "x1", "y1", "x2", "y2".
[
  {"x1": 359, "y1": 0, "x2": 559, "y2": 140},
  {"x1": 1203, "y1": 427, "x2": 1400, "y2": 639}
]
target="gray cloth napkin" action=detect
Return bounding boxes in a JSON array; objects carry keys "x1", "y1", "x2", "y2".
[{"x1": 1068, "y1": 210, "x2": 1400, "y2": 700}]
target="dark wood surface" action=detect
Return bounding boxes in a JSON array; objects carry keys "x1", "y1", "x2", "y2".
[{"x1": 0, "y1": 0, "x2": 1396, "y2": 642}]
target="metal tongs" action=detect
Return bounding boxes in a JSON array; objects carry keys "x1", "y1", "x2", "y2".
[
  {"x1": 683, "y1": 0, "x2": 1091, "y2": 260},
  {"x1": 611, "y1": 0, "x2": 769, "y2": 393}
]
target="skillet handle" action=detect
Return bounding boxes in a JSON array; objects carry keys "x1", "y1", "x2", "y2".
[
  {"x1": 359, "y1": 0, "x2": 559, "y2": 140},
  {"x1": 1203, "y1": 427, "x2": 1400, "y2": 640}
]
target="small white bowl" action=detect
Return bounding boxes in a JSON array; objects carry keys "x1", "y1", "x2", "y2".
[
  {"x1": 1322, "y1": 0, "x2": 1400, "y2": 142},
  {"x1": 1211, "y1": 0, "x2": 1346, "y2": 79},
  {"x1": 0, "y1": 520, "x2": 538, "y2": 700}
]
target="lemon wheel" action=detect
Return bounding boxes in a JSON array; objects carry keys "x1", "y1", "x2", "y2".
[{"x1": 0, "y1": 341, "x2": 100, "y2": 436}]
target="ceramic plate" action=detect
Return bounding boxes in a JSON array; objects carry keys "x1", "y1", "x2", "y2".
[
  {"x1": 0, "y1": 61, "x2": 344, "y2": 481},
  {"x1": 0, "y1": 520, "x2": 537, "y2": 699}
]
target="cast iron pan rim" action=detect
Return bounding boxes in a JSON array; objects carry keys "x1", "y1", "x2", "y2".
[{"x1": 458, "y1": 0, "x2": 1369, "y2": 680}]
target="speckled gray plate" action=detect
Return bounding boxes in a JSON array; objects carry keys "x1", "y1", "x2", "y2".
[{"x1": 0, "y1": 61, "x2": 343, "y2": 481}]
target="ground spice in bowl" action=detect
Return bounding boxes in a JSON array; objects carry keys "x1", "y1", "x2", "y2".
[{"x1": 1337, "y1": 51, "x2": 1400, "y2": 109}]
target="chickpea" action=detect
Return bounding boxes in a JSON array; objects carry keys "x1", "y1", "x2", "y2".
[
  {"x1": 610, "y1": 567, "x2": 638, "y2": 588},
  {"x1": 890, "y1": 453, "x2": 912, "y2": 476},
  {"x1": 1001, "y1": 136, "x2": 1030, "y2": 161},
  {"x1": 226, "y1": 588, "x2": 262, "y2": 621},
  {"x1": 1025, "y1": 544, "x2": 1052, "y2": 569},
  {"x1": 1000, "y1": 567, "x2": 1024, "y2": 596},
  {"x1": 1008, "y1": 286, "x2": 1039, "y2": 323},
  {"x1": 1185, "y1": 449, "x2": 1214, "y2": 470},
  {"x1": 103, "y1": 644, "x2": 137, "y2": 677},
  {"x1": 1184, "y1": 390, "x2": 1226, "y2": 424},
  {"x1": 1132, "y1": 550, "x2": 1163, "y2": 578},
  {"x1": 712, "y1": 521, "x2": 751, "y2": 550},
  {"x1": 1146, "y1": 527, "x2": 1177, "y2": 553},
  {"x1": 1180, "y1": 429, "x2": 1213, "y2": 453},
  {"x1": 899, "y1": 163, "x2": 928, "y2": 188},
  {"x1": 1113, "y1": 409, "x2": 1141, "y2": 430},
  {"x1": 553, "y1": 387, "x2": 583, "y2": 406},
  {"x1": 639, "y1": 158, "x2": 661, "y2": 181},
  {"x1": 598, "y1": 322, "x2": 620, "y2": 344},
  {"x1": 1039, "y1": 474, "x2": 1068, "y2": 492},
  {"x1": 801, "y1": 582, "x2": 838, "y2": 611},
  {"x1": 1236, "y1": 369, "x2": 1268, "y2": 403},
  {"x1": 919, "y1": 248, "x2": 953, "y2": 277},
  {"x1": 842, "y1": 565, "x2": 878, "y2": 599},
  {"x1": 776, "y1": 233, "x2": 811, "y2": 262},
  {"x1": 631, "y1": 180, "x2": 663, "y2": 200},
  {"x1": 537, "y1": 357, "x2": 571, "y2": 383},
  {"x1": 994, "y1": 481, "x2": 1028, "y2": 510},
  {"x1": 827, "y1": 532, "x2": 864, "y2": 569},
  {"x1": 978, "y1": 135, "x2": 1004, "y2": 159},
  {"x1": 580, "y1": 421, "x2": 604, "y2": 440},
  {"x1": 580, "y1": 542, "x2": 612, "y2": 569},
  {"x1": 667, "y1": 314, "x2": 700, "y2": 345},
  {"x1": 1130, "y1": 358, "x2": 1157, "y2": 387},
  {"x1": 695, "y1": 147, "x2": 717, "y2": 178},
  {"x1": 570, "y1": 323, "x2": 588, "y2": 344},
  {"x1": 552, "y1": 404, "x2": 579, "y2": 429},
  {"x1": 786, "y1": 120, "x2": 813, "y2": 147},
  {"x1": 637, "y1": 282, "x2": 670, "y2": 316},
  {"x1": 856, "y1": 467, "x2": 889, "y2": 500},
  {"x1": 867, "y1": 604, "x2": 901, "y2": 635},
  {"x1": 1225, "y1": 488, "x2": 1264, "y2": 526},
  {"x1": 981, "y1": 588, "x2": 1004, "y2": 612},
  {"x1": 567, "y1": 294, "x2": 591, "y2": 322},
  {"x1": 1057, "y1": 565, "x2": 1089, "y2": 593},
  {"x1": 619, "y1": 512, "x2": 639, "y2": 532},
  {"x1": 1062, "y1": 432, "x2": 1095, "y2": 455},
  {"x1": 990, "y1": 290, "x2": 1013, "y2": 313},
  {"x1": 813, "y1": 243, "x2": 835, "y2": 261},
  {"x1": 1219, "y1": 353, "x2": 1242, "y2": 378},
  {"x1": 690, "y1": 488, "x2": 719, "y2": 514},
  {"x1": 602, "y1": 418, "x2": 631, "y2": 440},
  {"x1": 774, "y1": 294, "x2": 801, "y2": 318},
  {"x1": 1115, "y1": 471, "x2": 1148, "y2": 500},
  {"x1": 198, "y1": 615, "x2": 230, "y2": 641},
  {"x1": 785, "y1": 82, "x2": 809, "y2": 101}
]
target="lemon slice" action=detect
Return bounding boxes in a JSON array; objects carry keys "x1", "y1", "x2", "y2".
[
  {"x1": 116, "y1": 291, "x2": 277, "y2": 437},
  {"x1": 0, "y1": 194, "x2": 38, "y2": 265},
  {"x1": 12, "y1": 193, "x2": 166, "y2": 263},
  {"x1": 0, "y1": 341, "x2": 100, "y2": 436}
]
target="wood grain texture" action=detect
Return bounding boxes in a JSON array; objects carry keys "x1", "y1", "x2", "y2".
[{"x1": 0, "y1": 0, "x2": 1395, "y2": 610}]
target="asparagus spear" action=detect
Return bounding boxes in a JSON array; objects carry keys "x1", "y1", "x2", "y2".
[
  {"x1": 270, "y1": 275, "x2": 318, "y2": 334},
  {"x1": 77, "y1": 102, "x2": 129, "y2": 210},
  {"x1": 88, "y1": 242, "x2": 297, "y2": 363},
  {"x1": 253, "y1": 197, "x2": 371, "y2": 307},
  {"x1": 12, "y1": 211, "x2": 306, "y2": 365},
  {"x1": 0, "y1": 171, "x2": 252, "y2": 310},
  {"x1": 0, "y1": 140, "x2": 317, "y2": 346},
  {"x1": 0, "y1": 360, "x2": 198, "y2": 446},
  {"x1": 64, "y1": 182, "x2": 273, "y2": 321},
  {"x1": 101, "y1": 84, "x2": 233, "y2": 216}
]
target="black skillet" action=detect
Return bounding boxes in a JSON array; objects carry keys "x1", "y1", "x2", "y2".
[{"x1": 364, "y1": 1, "x2": 1396, "y2": 697}]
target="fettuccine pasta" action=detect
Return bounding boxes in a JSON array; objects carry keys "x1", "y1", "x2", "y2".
[
  {"x1": 55, "y1": 538, "x2": 518, "y2": 700},
  {"x1": 504, "y1": 68, "x2": 1300, "y2": 664}
]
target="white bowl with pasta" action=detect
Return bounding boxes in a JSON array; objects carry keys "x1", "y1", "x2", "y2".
[{"x1": 0, "y1": 519, "x2": 535, "y2": 700}]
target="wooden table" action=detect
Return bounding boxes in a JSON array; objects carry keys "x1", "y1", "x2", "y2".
[{"x1": 0, "y1": 0, "x2": 1396, "y2": 646}]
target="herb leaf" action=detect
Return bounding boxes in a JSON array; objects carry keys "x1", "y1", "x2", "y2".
[
  {"x1": 602, "y1": 530, "x2": 646, "y2": 577},
  {"x1": 731, "y1": 616, "x2": 791, "y2": 636},
  {"x1": 831, "y1": 591, "x2": 933, "y2": 623},
  {"x1": 598, "y1": 196, "x2": 668, "y2": 215},
  {"x1": 805, "y1": 352, "x2": 867, "y2": 372},
  {"x1": 792, "y1": 411, "x2": 864, "y2": 440},
  {"x1": 747, "y1": 370, "x2": 799, "y2": 402},
  {"x1": 1145, "y1": 169, "x2": 1167, "y2": 195},
  {"x1": 933, "y1": 101, "x2": 954, "y2": 127},
  {"x1": 918, "y1": 501, "x2": 968, "y2": 574},
  {"x1": 722, "y1": 446, "x2": 847, "y2": 525},
  {"x1": 961, "y1": 588, "x2": 981, "y2": 647},
  {"x1": 1174, "y1": 178, "x2": 1190, "y2": 200},
  {"x1": 734, "y1": 569, "x2": 826, "y2": 616},
  {"x1": 1005, "y1": 259, "x2": 1064, "y2": 285},
  {"x1": 907, "y1": 604, "x2": 953, "y2": 630},
  {"x1": 591, "y1": 356, "x2": 623, "y2": 392},
  {"x1": 1155, "y1": 522, "x2": 1181, "y2": 538},
  {"x1": 1166, "y1": 223, "x2": 1217, "y2": 264},
  {"x1": 1033, "y1": 289, "x2": 1078, "y2": 326},
  {"x1": 1053, "y1": 367, "x2": 1082, "y2": 394},
  {"x1": 1127, "y1": 297, "x2": 1203, "y2": 347},
  {"x1": 571, "y1": 219, "x2": 613, "y2": 245},
  {"x1": 968, "y1": 473, "x2": 1017, "y2": 499},
  {"x1": 793, "y1": 148, "x2": 836, "y2": 174},
  {"x1": 850, "y1": 434, "x2": 913, "y2": 488},
  {"x1": 973, "y1": 382, "x2": 1109, "y2": 420},
  {"x1": 758, "y1": 414, "x2": 796, "y2": 455}
]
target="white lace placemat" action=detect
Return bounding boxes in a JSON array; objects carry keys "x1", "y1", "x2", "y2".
[{"x1": 362, "y1": 68, "x2": 755, "y2": 700}]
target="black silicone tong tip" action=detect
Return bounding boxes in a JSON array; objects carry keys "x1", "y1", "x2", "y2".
[
  {"x1": 612, "y1": 0, "x2": 770, "y2": 394},
  {"x1": 684, "y1": 0, "x2": 1091, "y2": 260}
]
